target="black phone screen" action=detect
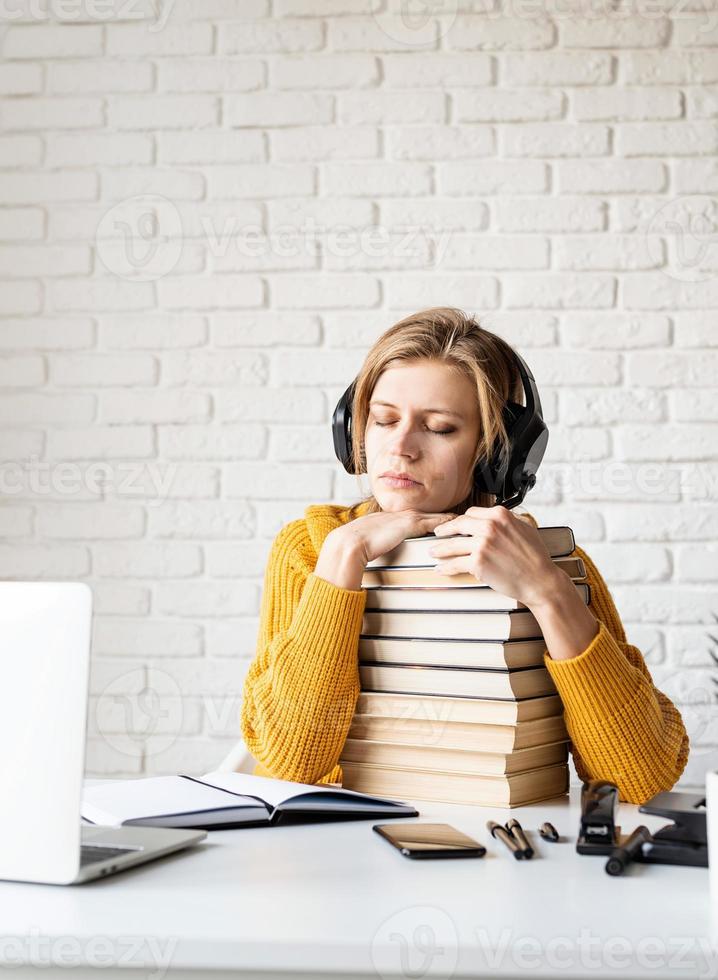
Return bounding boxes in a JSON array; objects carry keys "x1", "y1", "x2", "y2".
[{"x1": 373, "y1": 822, "x2": 486, "y2": 859}]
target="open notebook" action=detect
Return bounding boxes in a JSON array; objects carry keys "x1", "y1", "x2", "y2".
[{"x1": 81, "y1": 770, "x2": 419, "y2": 829}]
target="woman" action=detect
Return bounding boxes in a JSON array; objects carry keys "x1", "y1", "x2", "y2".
[{"x1": 240, "y1": 307, "x2": 689, "y2": 805}]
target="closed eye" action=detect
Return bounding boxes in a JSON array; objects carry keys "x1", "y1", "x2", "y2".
[{"x1": 374, "y1": 421, "x2": 455, "y2": 436}]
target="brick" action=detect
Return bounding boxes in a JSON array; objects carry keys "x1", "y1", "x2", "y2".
[
  {"x1": 0, "y1": 97, "x2": 103, "y2": 130},
  {"x1": 623, "y1": 275, "x2": 718, "y2": 310},
  {"x1": 0, "y1": 544, "x2": 89, "y2": 579},
  {"x1": 382, "y1": 53, "x2": 493, "y2": 87},
  {"x1": 446, "y1": 15, "x2": 555, "y2": 49},
  {"x1": 271, "y1": 126, "x2": 379, "y2": 161},
  {"x1": 560, "y1": 313, "x2": 670, "y2": 347},
  {"x1": 101, "y1": 168, "x2": 205, "y2": 201},
  {"x1": 148, "y1": 500, "x2": 255, "y2": 538},
  {"x1": 437, "y1": 234, "x2": 549, "y2": 270},
  {"x1": 387, "y1": 126, "x2": 494, "y2": 160},
  {"x1": 500, "y1": 51, "x2": 613, "y2": 85},
  {"x1": 0, "y1": 355, "x2": 44, "y2": 386},
  {"x1": 219, "y1": 21, "x2": 324, "y2": 53},
  {"x1": 515, "y1": 349, "x2": 622, "y2": 384},
  {"x1": 206, "y1": 164, "x2": 314, "y2": 198},
  {"x1": 554, "y1": 235, "x2": 663, "y2": 270},
  {"x1": 0, "y1": 281, "x2": 41, "y2": 314},
  {"x1": 269, "y1": 424, "x2": 336, "y2": 462},
  {"x1": 108, "y1": 96, "x2": 219, "y2": 129},
  {"x1": 673, "y1": 15, "x2": 718, "y2": 46},
  {"x1": 161, "y1": 351, "x2": 268, "y2": 386},
  {"x1": 47, "y1": 426, "x2": 153, "y2": 460},
  {"x1": 106, "y1": 22, "x2": 214, "y2": 56},
  {"x1": 50, "y1": 354, "x2": 157, "y2": 386},
  {"x1": 271, "y1": 273, "x2": 380, "y2": 308},
  {"x1": 157, "y1": 131, "x2": 264, "y2": 164},
  {"x1": 216, "y1": 387, "x2": 324, "y2": 422},
  {"x1": 504, "y1": 273, "x2": 616, "y2": 309},
  {"x1": 674, "y1": 159, "x2": 718, "y2": 192},
  {"x1": 494, "y1": 197, "x2": 606, "y2": 231},
  {"x1": 0, "y1": 318, "x2": 95, "y2": 351},
  {"x1": 3, "y1": 24, "x2": 102, "y2": 58},
  {"x1": 158, "y1": 59, "x2": 265, "y2": 92},
  {"x1": 384, "y1": 274, "x2": 498, "y2": 309},
  {"x1": 616, "y1": 122, "x2": 718, "y2": 156},
  {"x1": 440, "y1": 160, "x2": 548, "y2": 194},
  {"x1": 627, "y1": 350, "x2": 718, "y2": 386},
  {"x1": 100, "y1": 316, "x2": 207, "y2": 350},
  {"x1": 502, "y1": 123, "x2": 609, "y2": 157},
  {"x1": 328, "y1": 17, "x2": 439, "y2": 52},
  {"x1": 618, "y1": 424, "x2": 718, "y2": 460},
  {"x1": 0, "y1": 62, "x2": 42, "y2": 94},
  {"x1": 46, "y1": 132, "x2": 152, "y2": 166},
  {"x1": 155, "y1": 582, "x2": 257, "y2": 617},
  {"x1": 671, "y1": 390, "x2": 718, "y2": 421},
  {"x1": 322, "y1": 162, "x2": 431, "y2": 196},
  {"x1": 48, "y1": 59, "x2": 154, "y2": 93},
  {"x1": 556, "y1": 160, "x2": 667, "y2": 193},
  {"x1": 380, "y1": 199, "x2": 489, "y2": 231},
  {"x1": 0, "y1": 135, "x2": 43, "y2": 167},
  {"x1": 559, "y1": 18, "x2": 670, "y2": 48},
  {"x1": 456, "y1": 89, "x2": 564, "y2": 122},
  {"x1": 93, "y1": 619, "x2": 203, "y2": 656},
  {"x1": 338, "y1": 90, "x2": 445, "y2": 124},
  {"x1": 562, "y1": 388, "x2": 665, "y2": 424},
  {"x1": 100, "y1": 390, "x2": 211, "y2": 424},
  {"x1": 573, "y1": 87, "x2": 682, "y2": 120},
  {"x1": 93, "y1": 542, "x2": 203, "y2": 578},
  {"x1": 1, "y1": 170, "x2": 98, "y2": 202},
  {"x1": 620, "y1": 51, "x2": 718, "y2": 85},
  {"x1": 157, "y1": 276, "x2": 263, "y2": 310},
  {"x1": 212, "y1": 313, "x2": 320, "y2": 347},
  {"x1": 0, "y1": 393, "x2": 94, "y2": 425},
  {"x1": 605, "y1": 504, "x2": 718, "y2": 542},
  {"x1": 158, "y1": 424, "x2": 265, "y2": 460},
  {"x1": 272, "y1": 53, "x2": 378, "y2": 88},
  {"x1": 224, "y1": 462, "x2": 331, "y2": 499},
  {"x1": 0, "y1": 208, "x2": 44, "y2": 241},
  {"x1": 38, "y1": 503, "x2": 145, "y2": 539},
  {"x1": 0, "y1": 244, "x2": 90, "y2": 277},
  {"x1": 673, "y1": 313, "x2": 718, "y2": 347},
  {"x1": 226, "y1": 91, "x2": 333, "y2": 127}
]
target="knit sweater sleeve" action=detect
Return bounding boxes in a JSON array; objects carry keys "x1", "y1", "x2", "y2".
[
  {"x1": 542, "y1": 544, "x2": 690, "y2": 805},
  {"x1": 240, "y1": 518, "x2": 367, "y2": 785}
]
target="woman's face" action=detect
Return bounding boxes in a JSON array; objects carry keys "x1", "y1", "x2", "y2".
[{"x1": 364, "y1": 358, "x2": 481, "y2": 513}]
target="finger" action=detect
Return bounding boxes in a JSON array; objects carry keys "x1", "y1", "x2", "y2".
[
  {"x1": 434, "y1": 555, "x2": 472, "y2": 577},
  {"x1": 429, "y1": 539, "x2": 474, "y2": 559}
]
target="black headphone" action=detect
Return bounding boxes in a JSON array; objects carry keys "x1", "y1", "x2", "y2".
[{"x1": 331, "y1": 348, "x2": 549, "y2": 510}]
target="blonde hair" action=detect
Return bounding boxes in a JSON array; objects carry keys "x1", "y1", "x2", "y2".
[{"x1": 347, "y1": 307, "x2": 524, "y2": 517}]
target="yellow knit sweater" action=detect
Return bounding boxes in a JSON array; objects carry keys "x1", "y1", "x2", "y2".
[{"x1": 240, "y1": 500, "x2": 690, "y2": 805}]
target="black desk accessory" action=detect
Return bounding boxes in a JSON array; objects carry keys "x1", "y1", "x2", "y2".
[
  {"x1": 576, "y1": 779, "x2": 624, "y2": 855},
  {"x1": 637, "y1": 790, "x2": 707, "y2": 868}
]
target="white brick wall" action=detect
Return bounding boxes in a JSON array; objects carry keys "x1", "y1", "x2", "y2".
[{"x1": 1, "y1": 0, "x2": 716, "y2": 789}]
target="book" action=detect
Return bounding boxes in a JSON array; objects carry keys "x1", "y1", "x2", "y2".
[
  {"x1": 358, "y1": 663, "x2": 557, "y2": 699},
  {"x1": 347, "y1": 712, "x2": 569, "y2": 752},
  {"x1": 362, "y1": 580, "x2": 590, "y2": 640},
  {"x1": 366, "y1": 525, "x2": 575, "y2": 569},
  {"x1": 362, "y1": 555, "x2": 586, "y2": 589},
  {"x1": 340, "y1": 759, "x2": 570, "y2": 808},
  {"x1": 358, "y1": 635, "x2": 550, "y2": 669},
  {"x1": 364, "y1": 580, "x2": 590, "y2": 612},
  {"x1": 353, "y1": 691, "x2": 564, "y2": 725},
  {"x1": 81, "y1": 770, "x2": 418, "y2": 830},
  {"x1": 340, "y1": 737, "x2": 570, "y2": 775}
]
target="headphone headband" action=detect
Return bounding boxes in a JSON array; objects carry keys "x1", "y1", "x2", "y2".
[{"x1": 331, "y1": 348, "x2": 548, "y2": 510}]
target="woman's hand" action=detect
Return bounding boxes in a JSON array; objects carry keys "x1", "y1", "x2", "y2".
[
  {"x1": 429, "y1": 505, "x2": 561, "y2": 609},
  {"x1": 331, "y1": 508, "x2": 459, "y2": 568}
]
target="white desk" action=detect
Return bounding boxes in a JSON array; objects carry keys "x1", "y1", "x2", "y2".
[{"x1": 0, "y1": 785, "x2": 712, "y2": 980}]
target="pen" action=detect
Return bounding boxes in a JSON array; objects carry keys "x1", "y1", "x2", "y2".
[
  {"x1": 605, "y1": 825, "x2": 653, "y2": 876},
  {"x1": 505, "y1": 819, "x2": 534, "y2": 859},
  {"x1": 487, "y1": 820, "x2": 527, "y2": 860}
]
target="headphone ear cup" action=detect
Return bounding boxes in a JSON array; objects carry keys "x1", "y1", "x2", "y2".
[{"x1": 472, "y1": 400, "x2": 524, "y2": 496}]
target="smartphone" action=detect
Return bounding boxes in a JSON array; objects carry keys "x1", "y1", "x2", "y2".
[{"x1": 373, "y1": 822, "x2": 486, "y2": 860}]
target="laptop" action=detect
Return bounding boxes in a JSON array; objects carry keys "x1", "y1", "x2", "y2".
[{"x1": 0, "y1": 582, "x2": 206, "y2": 884}]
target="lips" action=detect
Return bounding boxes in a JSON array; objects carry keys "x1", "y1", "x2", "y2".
[{"x1": 381, "y1": 471, "x2": 420, "y2": 483}]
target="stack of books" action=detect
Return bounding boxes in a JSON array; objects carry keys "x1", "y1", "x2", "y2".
[{"x1": 340, "y1": 524, "x2": 588, "y2": 808}]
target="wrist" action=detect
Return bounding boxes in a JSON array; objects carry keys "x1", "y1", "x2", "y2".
[
  {"x1": 526, "y1": 562, "x2": 575, "y2": 615},
  {"x1": 314, "y1": 532, "x2": 366, "y2": 591}
]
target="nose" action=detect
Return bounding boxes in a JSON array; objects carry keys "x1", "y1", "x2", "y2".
[{"x1": 386, "y1": 420, "x2": 420, "y2": 458}]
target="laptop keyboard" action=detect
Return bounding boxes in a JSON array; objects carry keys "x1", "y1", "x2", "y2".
[{"x1": 80, "y1": 844, "x2": 143, "y2": 867}]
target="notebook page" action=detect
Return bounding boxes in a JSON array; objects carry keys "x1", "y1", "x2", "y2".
[
  {"x1": 198, "y1": 770, "x2": 411, "y2": 810},
  {"x1": 82, "y1": 774, "x2": 267, "y2": 826}
]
